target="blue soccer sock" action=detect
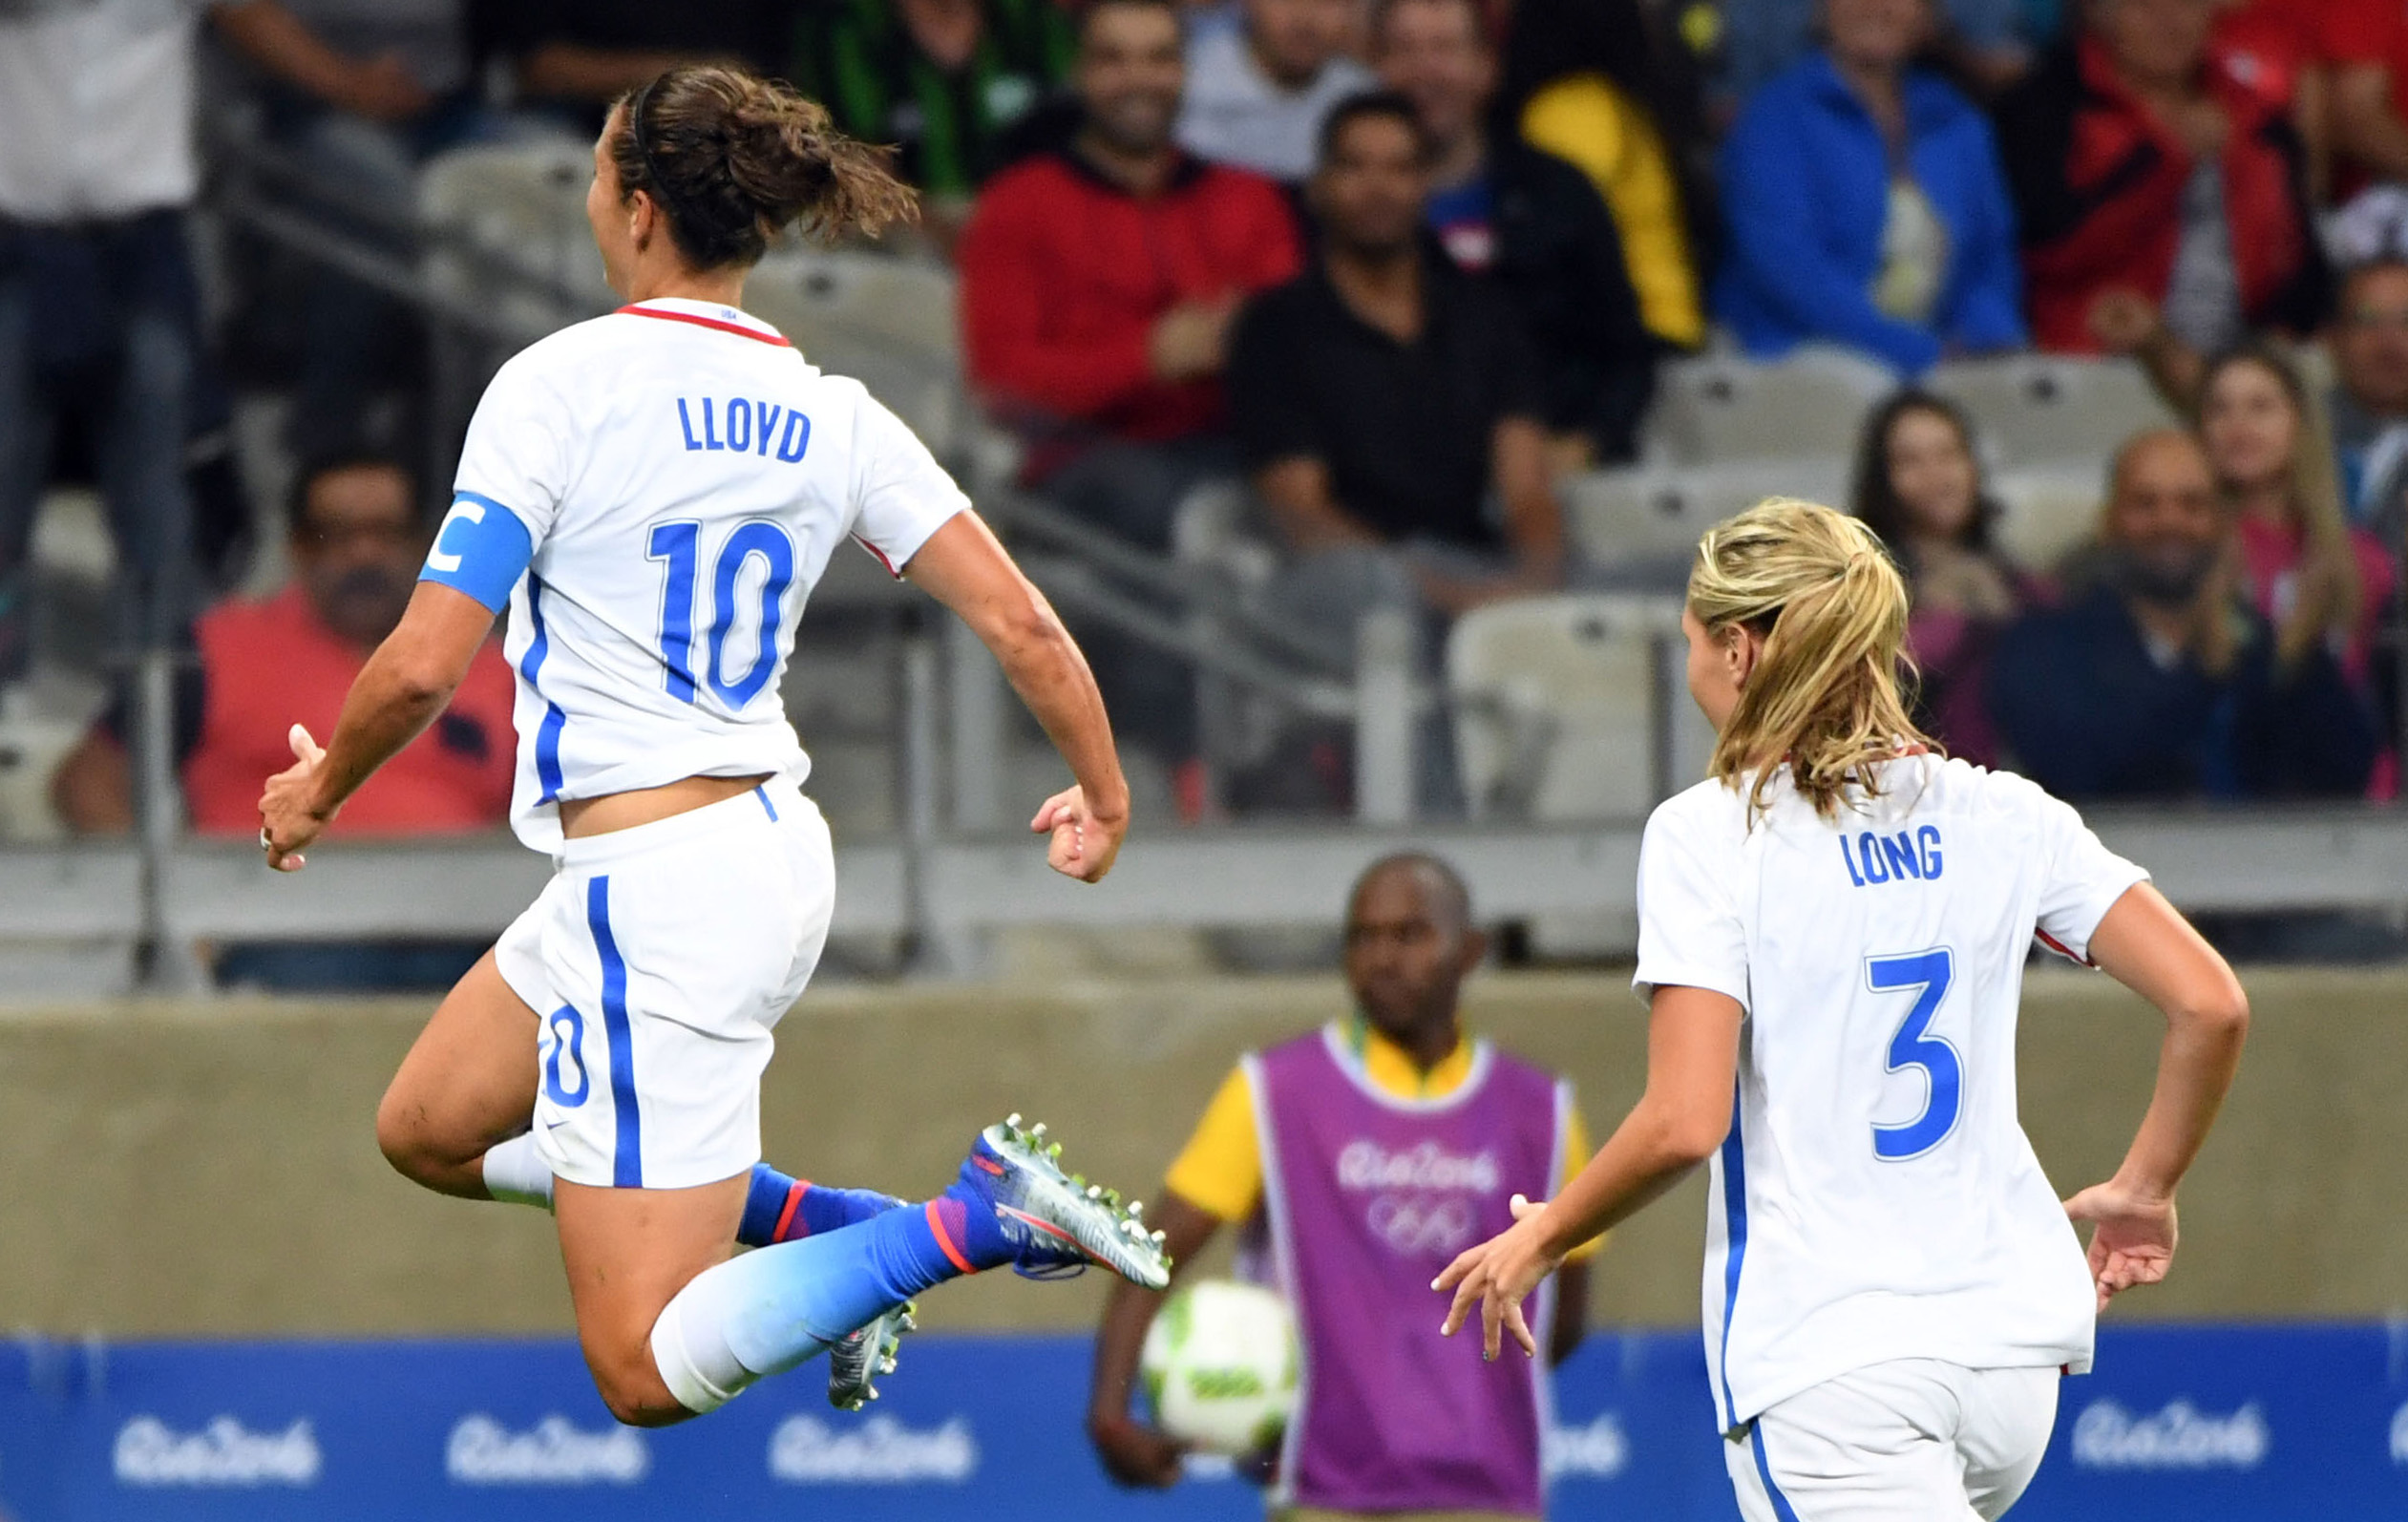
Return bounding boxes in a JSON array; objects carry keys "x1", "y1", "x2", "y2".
[
  {"x1": 649, "y1": 1201, "x2": 988, "y2": 1414},
  {"x1": 736, "y1": 1166, "x2": 903, "y2": 1247},
  {"x1": 477, "y1": 1143, "x2": 903, "y2": 1252}
]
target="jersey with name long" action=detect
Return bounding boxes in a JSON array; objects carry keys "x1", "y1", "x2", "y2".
[
  {"x1": 1632, "y1": 753, "x2": 2148, "y2": 1435},
  {"x1": 421, "y1": 297, "x2": 965, "y2": 850}
]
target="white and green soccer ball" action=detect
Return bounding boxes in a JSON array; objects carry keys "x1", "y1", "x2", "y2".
[{"x1": 1139, "y1": 1279, "x2": 1300, "y2": 1457}]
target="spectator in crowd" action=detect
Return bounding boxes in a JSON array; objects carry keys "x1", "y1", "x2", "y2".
[
  {"x1": 1714, "y1": 0, "x2": 2025, "y2": 375},
  {"x1": 1231, "y1": 95, "x2": 1563, "y2": 615},
  {"x1": 1177, "y1": 0, "x2": 1377, "y2": 181},
  {"x1": 960, "y1": 0, "x2": 1301, "y2": 774},
  {"x1": 2244, "y1": 0, "x2": 2408, "y2": 193},
  {"x1": 498, "y1": 0, "x2": 783, "y2": 129},
  {"x1": 1709, "y1": 0, "x2": 2043, "y2": 114},
  {"x1": 1995, "y1": 0, "x2": 2328, "y2": 363},
  {"x1": 0, "y1": 0, "x2": 214, "y2": 683},
  {"x1": 2197, "y1": 345, "x2": 2397, "y2": 706},
  {"x1": 961, "y1": 0, "x2": 1301, "y2": 524},
  {"x1": 1499, "y1": 0, "x2": 1707, "y2": 351},
  {"x1": 1228, "y1": 94, "x2": 1563, "y2": 808},
  {"x1": 52, "y1": 454, "x2": 517, "y2": 988},
  {"x1": 1849, "y1": 391, "x2": 2030, "y2": 767},
  {"x1": 213, "y1": 0, "x2": 486, "y2": 454},
  {"x1": 788, "y1": 0, "x2": 1076, "y2": 217},
  {"x1": 1375, "y1": 0, "x2": 1656, "y2": 466},
  {"x1": 1989, "y1": 429, "x2": 2376, "y2": 800},
  {"x1": 1089, "y1": 853, "x2": 1596, "y2": 1502},
  {"x1": 2330, "y1": 259, "x2": 2408, "y2": 551}
]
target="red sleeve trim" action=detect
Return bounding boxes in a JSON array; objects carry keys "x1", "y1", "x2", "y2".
[{"x1": 2035, "y1": 929, "x2": 2096, "y2": 967}]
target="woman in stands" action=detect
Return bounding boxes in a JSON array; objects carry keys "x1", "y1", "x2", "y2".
[
  {"x1": 2196, "y1": 345, "x2": 2397, "y2": 706},
  {"x1": 1849, "y1": 390, "x2": 2032, "y2": 767},
  {"x1": 1436, "y1": 498, "x2": 2249, "y2": 1519},
  {"x1": 1712, "y1": 0, "x2": 2025, "y2": 374}
]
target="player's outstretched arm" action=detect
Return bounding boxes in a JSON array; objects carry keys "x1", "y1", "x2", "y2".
[
  {"x1": 902, "y1": 511, "x2": 1130, "y2": 882},
  {"x1": 1088, "y1": 1192, "x2": 1221, "y2": 1488},
  {"x1": 1438, "y1": 985, "x2": 1741, "y2": 1361},
  {"x1": 2063, "y1": 883, "x2": 2250, "y2": 1309},
  {"x1": 258, "y1": 582, "x2": 496, "y2": 870}
]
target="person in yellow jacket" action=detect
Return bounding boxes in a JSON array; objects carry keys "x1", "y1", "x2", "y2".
[{"x1": 1501, "y1": 0, "x2": 1708, "y2": 351}]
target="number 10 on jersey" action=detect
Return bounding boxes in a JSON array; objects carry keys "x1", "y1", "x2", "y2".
[
  {"x1": 1867, "y1": 947, "x2": 1960, "y2": 1161},
  {"x1": 647, "y1": 519, "x2": 797, "y2": 708}
]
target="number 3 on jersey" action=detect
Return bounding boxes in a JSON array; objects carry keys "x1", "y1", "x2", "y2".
[
  {"x1": 647, "y1": 519, "x2": 797, "y2": 708},
  {"x1": 1867, "y1": 948, "x2": 1960, "y2": 1161}
]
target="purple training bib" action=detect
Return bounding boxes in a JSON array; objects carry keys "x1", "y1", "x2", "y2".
[{"x1": 1249, "y1": 1025, "x2": 1567, "y2": 1515}]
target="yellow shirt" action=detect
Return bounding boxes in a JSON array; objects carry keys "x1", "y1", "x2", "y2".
[
  {"x1": 1521, "y1": 73, "x2": 1705, "y2": 350},
  {"x1": 1163, "y1": 1021, "x2": 1604, "y2": 1261}
]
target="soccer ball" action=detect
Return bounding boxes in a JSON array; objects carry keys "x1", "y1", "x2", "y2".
[{"x1": 1139, "y1": 1279, "x2": 1300, "y2": 1456}]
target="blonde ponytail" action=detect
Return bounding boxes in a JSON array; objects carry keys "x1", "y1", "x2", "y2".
[{"x1": 1688, "y1": 498, "x2": 1930, "y2": 821}]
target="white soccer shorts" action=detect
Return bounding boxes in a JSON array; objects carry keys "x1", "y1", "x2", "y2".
[
  {"x1": 496, "y1": 776, "x2": 833, "y2": 1190},
  {"x1": 1725, "y1": 1360, "x2": 2060, "y2": 1522}
]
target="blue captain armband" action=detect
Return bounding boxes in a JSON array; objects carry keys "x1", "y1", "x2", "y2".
[{"x1": 420, "y1": 491, "x2": 536, "y2": 612}]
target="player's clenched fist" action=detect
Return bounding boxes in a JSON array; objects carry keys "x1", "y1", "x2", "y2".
[
  {"x1": 259, "y1": 723, "x2": 334, "y2": 873},
  {"x1": 1033, "y1": 784, "x2": 1126, "y2": 882}
]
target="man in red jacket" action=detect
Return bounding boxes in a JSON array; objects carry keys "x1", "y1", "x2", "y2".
[
  {"x1": 1993, "y1": 0, "x2": 2328, "y2": 361},
  {"x1": 959, "y1": 0, "x2": 1301, "y2": 778}
]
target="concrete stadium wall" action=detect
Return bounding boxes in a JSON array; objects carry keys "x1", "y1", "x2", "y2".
[{"x1": 0, "y1": 966, "x2": 2400, "y2": 1338}]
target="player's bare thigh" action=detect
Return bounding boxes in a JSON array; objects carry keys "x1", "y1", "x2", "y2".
[
  {"x1": 375, "y1": 949, "x2": 539, "y2": 1197},
  {"x1": 555, "y1": 1173, "x2": 749, "y2": 1427}
]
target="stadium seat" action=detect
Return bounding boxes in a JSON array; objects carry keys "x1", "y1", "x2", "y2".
[
  {"x1": 1447, "y1": 592, "x2": 1688, "y2": 822},
  {"x1": 1642, "y1": 350, "x2": 1894, "y2": 465},
  {"x1": 1567, "y1": 459, "x2": 1851, "y2": 578},
  {"x1": 0, "y1": 712, "x2": 83, "y2": 842},
  {"x1": 744, "y1": 250, "x2": 965, "y2": 462},
  {"x1": 417, "y1": 139, "x2": 611, "y2": 336},
  {"x1": 1926, "y1": 355, "x2": 2177, "y2": 471},
  {"x1": 1989, "y1": 464, "x2": 2106, "y2": 574}
]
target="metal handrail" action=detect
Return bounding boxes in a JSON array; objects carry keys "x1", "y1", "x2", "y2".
[{"x1": 982, "y1": 489, "x2": 1354, "y2": 675}]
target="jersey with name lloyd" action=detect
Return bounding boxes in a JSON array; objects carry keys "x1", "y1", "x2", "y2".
[
  {"x1": 1633, "y1": 753, "x2": 2148, "y2": 1435},
  {"x1": 419, "y1": 297, "x2": 966, "y2": 851}
]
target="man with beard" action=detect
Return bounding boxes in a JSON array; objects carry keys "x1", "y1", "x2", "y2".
[
  {"x1": 53, "y1": 454, "x2": 516, "y2": 986},
  {"x1": 1988, "y1": 429, "x2": 2376, "y2": 800},
  {"x1": 1088, "y1": 853, "x2": 1597, "y2": 1516},
  {"x1": 959, "y1": 0, "x2": 1300, "y2": 789}
]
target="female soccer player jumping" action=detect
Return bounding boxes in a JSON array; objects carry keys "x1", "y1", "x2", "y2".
[
  {"x1": 1436, "y1": 499, "x2": 2249, "y2": 1519},
  {"x1": 257, "y1": 65, "x2": 1168, "y2": 1427}
]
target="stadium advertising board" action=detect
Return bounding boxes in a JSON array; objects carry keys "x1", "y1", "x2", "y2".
[{"x1": 0, "y1": 1325, "x2": 2399, "y2": 1519}]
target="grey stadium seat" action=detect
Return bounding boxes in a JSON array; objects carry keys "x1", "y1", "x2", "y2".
[
  {"x1": 1643, "y1": 350, "x2": 1894, "y2": 465},
  {"x1": 1566, "y1": 459, "x2": 1852, "y2": 581},
  {"x1": 1926, "y1": 355, "x2": 2177, "y2": 471}
]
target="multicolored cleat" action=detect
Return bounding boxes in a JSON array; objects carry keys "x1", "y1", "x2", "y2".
[
  {"x1": 961, "y1": 1114, "x2": 1172, "y2": 1289},
  {"x1": 827, "y1": 1301, "x2": 916, "y2": 1412}
]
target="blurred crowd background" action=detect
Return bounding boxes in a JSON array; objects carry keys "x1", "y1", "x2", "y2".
[{"x1": 6, "y1": 0, "x2": 2408, "y2": 986}]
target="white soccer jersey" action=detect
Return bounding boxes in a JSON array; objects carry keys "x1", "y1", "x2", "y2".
[
  {"x1": 1631, "y1": 753, "x2": 2149, "y2": 1435},
  {"x1": 424, "y1": 297, "x2": 966, "y2": 850}
]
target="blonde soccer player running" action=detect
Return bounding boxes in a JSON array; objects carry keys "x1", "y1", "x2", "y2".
[{"x1": 1435, "y1": 500, "x2": 2249, "y2": 1520}]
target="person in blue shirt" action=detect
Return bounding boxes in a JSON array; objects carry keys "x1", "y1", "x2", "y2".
[{"x1": 1712, "y1": 0, "x2": 2025, "y2": 375}]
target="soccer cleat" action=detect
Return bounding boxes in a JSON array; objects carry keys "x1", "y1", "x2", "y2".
[
  {"x1": 827, "y1": 1300, "x2": 916, "y2": 1412},
  {"x1": 961, "y1": 1114, "x2": 1172, "y2": 1289}
]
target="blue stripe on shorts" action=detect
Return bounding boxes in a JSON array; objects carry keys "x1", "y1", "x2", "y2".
[{"x1": 585, "y1": 876, "x2": 642, "y2": 1188}]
